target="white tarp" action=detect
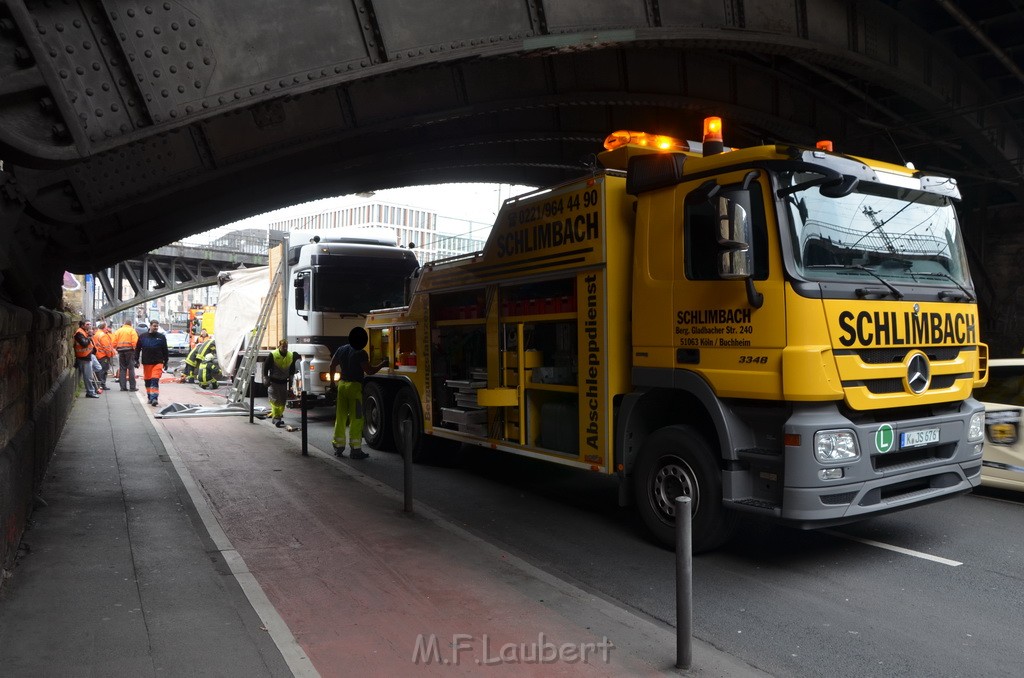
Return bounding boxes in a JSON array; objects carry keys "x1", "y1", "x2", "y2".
[{"x1": 213, "y1": 266, "x2": 269, "y2": 377}]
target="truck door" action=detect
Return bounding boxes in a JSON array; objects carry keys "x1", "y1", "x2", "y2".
[{"x1": 673, "y1": 170, "x2": 786, "y2": 400}]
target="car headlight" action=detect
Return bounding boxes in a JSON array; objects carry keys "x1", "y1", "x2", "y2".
[
  {"x1": 814, "y1": 429, "x2": 859, "y2": 463},
  {"x1": 967, "y1": 411, "x2": 984, "y2": 442}
]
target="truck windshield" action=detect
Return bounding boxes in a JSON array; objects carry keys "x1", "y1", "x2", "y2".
[
  {"x1": 779, "y1": 172, "x2": 971, "y2": 288},
  {"x1": 312, "y1": 260, "x2": 413, "y2": 313}
]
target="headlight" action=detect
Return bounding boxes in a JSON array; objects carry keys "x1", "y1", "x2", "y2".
[
  {"x1": 814, "y1": 429, "x2": 859, "y2": 463},
  {"x1": 319, "y1": 372, "x2": 339, "y2": 383},
  {"x1": 967, "y1": 412, "x2": 984, "y2": 442}
]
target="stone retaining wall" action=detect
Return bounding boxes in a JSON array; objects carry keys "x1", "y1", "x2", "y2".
[{"x1": 0, "y1": 301, "x2": 74, "y2": 589}]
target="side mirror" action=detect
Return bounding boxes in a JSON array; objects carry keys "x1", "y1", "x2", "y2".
[
  {"x1": 293, "y1": 275, "x2": 307, "y2": 313},
  {"x1": 716, "y1": 198, "x2": 753, "y2": 280}
]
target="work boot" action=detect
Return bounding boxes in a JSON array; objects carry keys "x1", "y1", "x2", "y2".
[
  {"x1": 275, "y1": 420, "x2": 285, "y2": 428},
  {"x1": 332, "y1": 445, "x2": 345, "y2": 458},
  {"x1": 349, "y1": 448, "x2": 369, "y2": 460}
]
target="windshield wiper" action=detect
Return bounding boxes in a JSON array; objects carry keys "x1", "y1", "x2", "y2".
[
  {"x1": 805, "y1": 264, "x2": 905, "y2": 299},
  {"x1": 915, "y1": 272, "x2": 975, "y2": 302}
]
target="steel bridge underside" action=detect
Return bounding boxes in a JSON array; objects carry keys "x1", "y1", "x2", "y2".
[{"x1": 1, "y1": 0, "x2": 1023, "y2": 312}]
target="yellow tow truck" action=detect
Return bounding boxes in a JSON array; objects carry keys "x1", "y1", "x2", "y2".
[{"x1": 363, "y1": 118, "x2": 988, "y2": 551}]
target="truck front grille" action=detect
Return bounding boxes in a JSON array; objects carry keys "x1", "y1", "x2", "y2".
[
  {"x1": 854, "y1": 347, "x2": 963, "y2": 364},
  {"x1": 863, "y1": 374, "x2": 958, "y2": 395}
]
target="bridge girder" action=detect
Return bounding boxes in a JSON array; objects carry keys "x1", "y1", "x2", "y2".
[
  {"x1": 1, "y1": 0, "x2": 1022, "y2": 310},
  {"x1": 92, "y1": 244, "x2": 266, "y2": 317}
]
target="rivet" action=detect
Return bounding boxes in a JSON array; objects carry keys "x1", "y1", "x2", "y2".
[
  {"x1": 127, "y1": 9, "x2": 136, "y2": 17},
  {"x1": 56, "y1": 23, "x2": 65, "y2": 32},
  {"x1": 179, "y1": 41, "x2": 187, "y2": 50},
  {"x1": 162, "y1": 46, "x2": 169, "y2": 54},
  {"x1": 178, "y1": 85, "x2": 185, "y2": 93},
  {"x1": 144, "y1": 49, "x2": 152, "y2": 58},
  {"x1": 153, "y1": 69, "x2": 160, "y2": 77},
  {"x1": 154, "y1": 26, "x2": 161, "y2": 34},
  {"x1": 193, "y1": 80, "x2": 201, "y2": 89},
  {"x1": 161, "y1": 89, "x2": 169, "y2": 97},
  {"x1": 73, "y1": 19, "x2": 82, "y2": 28},
  {"x1": 196, "y1": 38, "x2": 204, "y2": 46},
  {"x1": 111, "y1": 103, "x2": 119, "y2": 111},
  {"x1": 75, "y1": 66, "x2": 85, "y2": 74},
  {"x1": 169, "y1": 65, "x2": 176, "y2": 73}
]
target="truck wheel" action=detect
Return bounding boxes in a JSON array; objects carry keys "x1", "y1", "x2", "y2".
[
  {"x1": 392, "y1": 387, "x2": 426, "y2": 462},
  {"x1": 363, "y1": 382, "x2": 394, "y2": 451},
  {"x1": 633, "y1": 425, "x2": 736, "y2": 553}
]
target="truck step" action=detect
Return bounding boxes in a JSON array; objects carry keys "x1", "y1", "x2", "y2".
[{"x1": 728, "y1": 498, "x2": 781, "y2": 515}]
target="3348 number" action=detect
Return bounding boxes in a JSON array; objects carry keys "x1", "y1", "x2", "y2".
[{"x1": 739, "y1": 355, "x2": 768, "y2": 364}]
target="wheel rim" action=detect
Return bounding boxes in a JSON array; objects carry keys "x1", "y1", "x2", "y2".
[
  {"x1": 365, "y1": 396, "x2": 382, "y2": 439},
  {"x1": 651, "y1": 454, "x2": 700, "y2": 523}
]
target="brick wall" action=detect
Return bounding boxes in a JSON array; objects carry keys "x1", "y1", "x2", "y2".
[{"x1": 0, "y1": 301, "x2": 75, "y2": 588}]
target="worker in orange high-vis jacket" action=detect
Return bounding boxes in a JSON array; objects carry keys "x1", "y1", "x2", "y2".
[
  {"x1": 92, "y1": 321, "x2": 115, "y2": 389},
  {"x1": 111, "y1": 320, "x2": 139, "y2": 391},
  {"x1": 73, "y1": 320, "x2": 99, "y2": 398},
  {"x1": 135, "y1": 320, "x2": 169, "y2": 407}
]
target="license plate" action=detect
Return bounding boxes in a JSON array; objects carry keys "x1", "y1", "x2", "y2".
[{"x1": 900, "y1": 428, "x2": 939, "y2": 449}]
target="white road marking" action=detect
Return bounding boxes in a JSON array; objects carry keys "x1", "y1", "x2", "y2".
[{"x1": 823, "y1": 530, "x2": 963, "y2": 567}]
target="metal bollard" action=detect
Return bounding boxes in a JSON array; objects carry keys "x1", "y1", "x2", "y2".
[
  {"x1": 249, "y1": 375, "x2": 255, "y2": 424},
  {"x1": 401, "y1": 419, "x2": 413, "y2": 514},
  {"x1": 300, "y1": 390, "x2": 308, "y2": 456},
  {"x1": 675, "y1": 495, "x2": 693, "y2": 670}
]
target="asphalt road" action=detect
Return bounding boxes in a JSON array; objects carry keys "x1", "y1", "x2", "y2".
[{"x1": 256, "y1": 395, "x2": 1024, "y2": 678}]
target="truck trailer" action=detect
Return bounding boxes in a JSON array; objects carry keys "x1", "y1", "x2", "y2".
[{"x1": 361, "y1": 119, "x2": 988, "y2": 551}]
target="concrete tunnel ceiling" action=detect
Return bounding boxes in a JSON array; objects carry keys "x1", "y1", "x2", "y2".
[{"x1": 1, "y1": 0, "x2": 1023, "y2": 305}]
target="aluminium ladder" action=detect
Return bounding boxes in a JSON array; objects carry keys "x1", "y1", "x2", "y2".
[{"x1": 226, "y1": 254, "x2": 286, "y2": 405}]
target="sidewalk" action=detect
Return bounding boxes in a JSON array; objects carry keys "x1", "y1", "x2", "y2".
[{"x1": 0, "y1": 380, "x2": 770, "y2": 677}]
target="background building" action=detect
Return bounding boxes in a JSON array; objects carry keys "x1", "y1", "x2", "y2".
[{"x1": 268, "y1": 199, "x2": 487, "y2": 263}]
